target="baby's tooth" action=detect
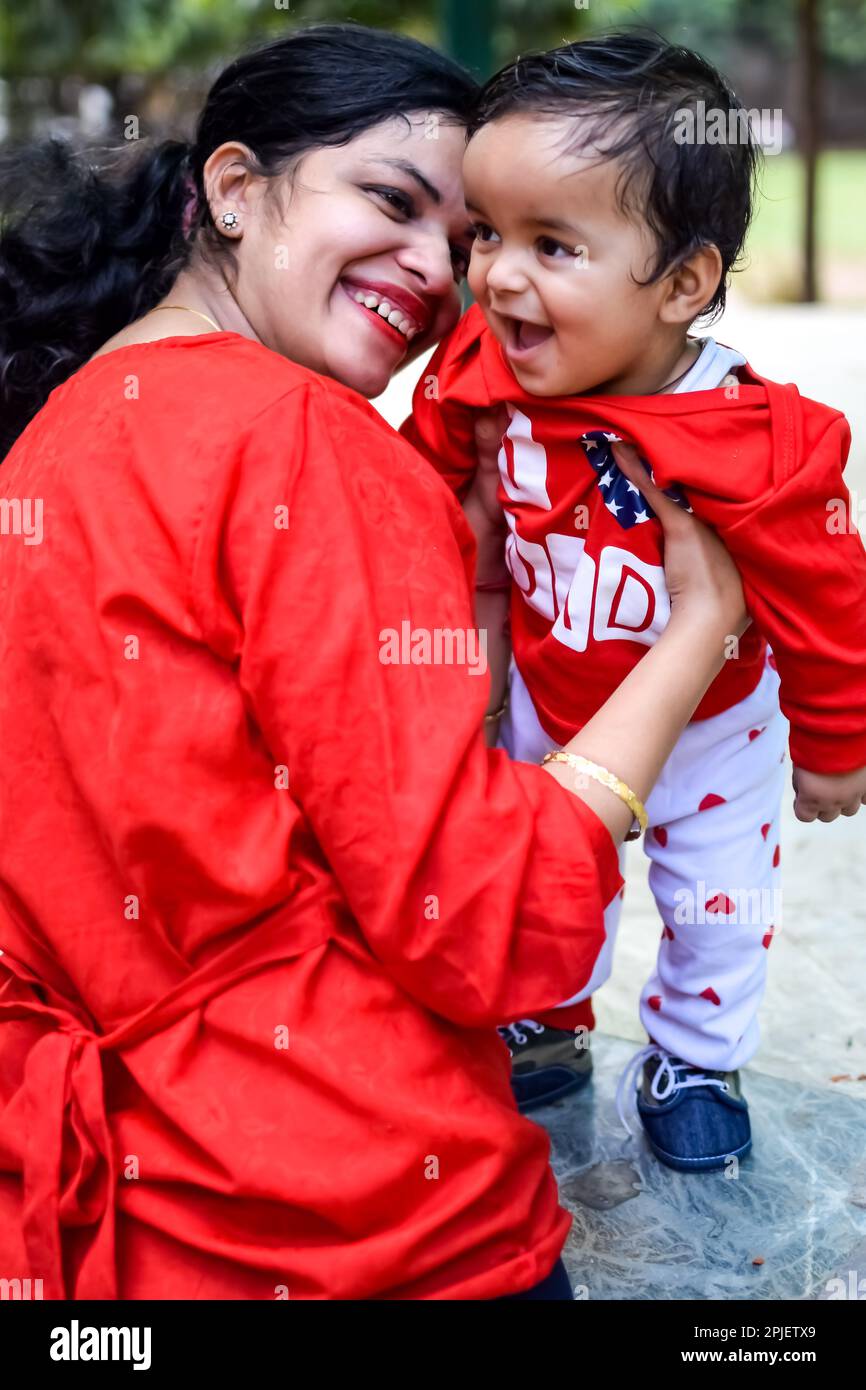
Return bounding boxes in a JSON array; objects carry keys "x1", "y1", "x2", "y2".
[
  {"x1": 377, "y1": 301, "x2": 392, "y2": 317},
  {"x1": 407, "y1": 327, "x2": 419, "y2": 340},
  {"x1": 398, "y1": 318, "x2": 411, "y2": 335},
  {"x1": 388, "y1": 309, "x2": 403, "y2": 327},
  {"x1": 355, "y1": 291, "x2": 366, "y2": 303},
  {"x1": 364, "y1": 295, "x2": 378, "y2": 309}
]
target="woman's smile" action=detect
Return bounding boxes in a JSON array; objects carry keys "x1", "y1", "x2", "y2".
[{"x1": 338, "y1": 276, "x2": 427, "y2": 354}]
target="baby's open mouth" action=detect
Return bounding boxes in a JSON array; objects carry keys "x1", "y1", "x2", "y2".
[{"x1": 507, "y1": 316, "x2": 555, "y2": 355}]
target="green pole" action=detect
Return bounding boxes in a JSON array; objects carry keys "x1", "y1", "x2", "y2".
[{"x1": 440, "y1": 0, "x2": 496, "y2": 79}]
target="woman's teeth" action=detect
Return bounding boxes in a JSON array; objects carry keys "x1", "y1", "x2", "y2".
[{"x1": 352, "y1": 289, "x2": 418, "y2": 339}]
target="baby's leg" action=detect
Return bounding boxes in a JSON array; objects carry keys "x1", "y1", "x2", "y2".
[{"x1": 639, "y1": 657, "x2": 786, "y2": 1072}]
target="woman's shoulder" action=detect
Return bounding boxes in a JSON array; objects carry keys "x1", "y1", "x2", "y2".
[
  {"x1": 13, "y1": 330, "x2": 459, "y2": 543},
  {"x1": 63, "y1": 331, "x2": 332, "y2": 424},
  {"x1": 19, "y1": 331, "x2": 389, "y2": 486}
]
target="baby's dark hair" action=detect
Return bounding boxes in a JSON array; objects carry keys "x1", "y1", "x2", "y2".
[{"x1": 468, "y1": 29, "x2": 761, "y2": 319}]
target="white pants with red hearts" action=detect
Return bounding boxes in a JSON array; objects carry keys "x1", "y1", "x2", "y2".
[{"x1": 499, "y1": 652, "x2": 787, "y2": 1073}]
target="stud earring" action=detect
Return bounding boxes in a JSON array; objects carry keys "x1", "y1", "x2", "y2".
[{"x1": 220, "y1": 211, "x2": 240, "y2": 232}]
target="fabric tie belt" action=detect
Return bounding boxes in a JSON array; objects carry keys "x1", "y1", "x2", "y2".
[{"x1": 0, "y1": 896, "x2": 338, "y2": 1299}]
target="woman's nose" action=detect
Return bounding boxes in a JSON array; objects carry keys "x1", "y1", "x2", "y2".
[{"x1": 395, "y1": 232, "x2": 456, "y2": 297}]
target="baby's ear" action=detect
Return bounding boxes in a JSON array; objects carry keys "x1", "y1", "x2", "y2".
[{"x1": 659, "y1": 245, "x2": 723, "y2": 326}]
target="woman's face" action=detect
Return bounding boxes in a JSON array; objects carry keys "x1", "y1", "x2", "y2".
[{"x1": 221, "y1": 114, "x2": 473, "y2": 397}]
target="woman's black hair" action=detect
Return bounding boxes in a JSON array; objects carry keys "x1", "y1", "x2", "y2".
[
  {"x1": 0, "y1": 23, "x2": 478, "y2": 459},
  {"x1": 468, "y1": 29, "x2": 761, "y2": 320}
]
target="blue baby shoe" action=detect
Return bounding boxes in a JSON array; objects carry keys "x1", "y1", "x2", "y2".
[
  {"x1": 499, "y1": 1019, "x2": 593, "y2": 1112},
  {"x1": 617, "y1": 1044, "x2": 751, "y2": 1171}
]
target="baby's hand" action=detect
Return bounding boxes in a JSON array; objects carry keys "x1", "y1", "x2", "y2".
[{"x1": 792, "y1": 763, "x2": 866, "y2": 822}]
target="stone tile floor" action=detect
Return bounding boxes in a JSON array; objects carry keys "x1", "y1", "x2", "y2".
[{"x1": 540, "y1": 1034, "x2": 866, "y2": 1301}]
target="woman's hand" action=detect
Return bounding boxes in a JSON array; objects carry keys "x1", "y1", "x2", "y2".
[
  {"x1": 473, "y1": 407, "x2": 509, "y2": 526},
  {"x1": 464, "y1": 408, "x2": 510, "y2": 586},
  {"x1": 612, "y1": 443, "x2": 749, "y2": 644},
  {"x1": 465, "y1": 408, "x2": 511, "y2": 742}
]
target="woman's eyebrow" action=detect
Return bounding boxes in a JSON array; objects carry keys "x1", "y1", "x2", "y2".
[{"x1": 367, "y1": 156, "x2": 442, "y2": 205}]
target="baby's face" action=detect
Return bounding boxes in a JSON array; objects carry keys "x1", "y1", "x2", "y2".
[{"x1": 463, "y1": 114, "x2": 671, "y2": 396}]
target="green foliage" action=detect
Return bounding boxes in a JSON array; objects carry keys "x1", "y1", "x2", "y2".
[
  {"x1": 1, "y1": 0, "x2": 864, "y2": 86},
  {"x1": 0, "y1": 0, "x2": 595, "y2": 80},
  {"x1": 490, "y1": 0, "x2": 593, "y2": 65},
  {"x1": 588, "y1": 0, "x2": 866, "y2": 69}
]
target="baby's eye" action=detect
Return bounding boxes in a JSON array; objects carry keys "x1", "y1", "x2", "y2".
[
  {"x1": 471, "y1": 222, "x2": 501, "y2": 245},
  {"x1": 537, "y1": 236, "x2": 572, "y2": 259}
]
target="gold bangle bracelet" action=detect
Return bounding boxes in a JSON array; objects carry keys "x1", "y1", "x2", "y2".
[{"x1": 541, "y1": 752, "x2": 648, "y2": 835}]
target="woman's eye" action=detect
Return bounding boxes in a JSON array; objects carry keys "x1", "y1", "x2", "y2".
[
  {"x1": 471, "y1": 222, "x2": 500, "y2": 245},
  {"x1": 537, "y1": 236, "x2": 571, "y2": 259},
  {"x1": 367, "y1": 186, "x2": 414, "y2": 218}
]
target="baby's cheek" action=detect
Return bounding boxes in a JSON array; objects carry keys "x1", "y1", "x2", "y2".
[{"x1": 467, "y1": 267, "x2": 488, "y2": 314}]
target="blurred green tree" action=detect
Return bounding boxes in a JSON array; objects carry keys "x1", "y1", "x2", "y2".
[{"x1": 0, "y1": 0, "x2": 604, "y2": 143}]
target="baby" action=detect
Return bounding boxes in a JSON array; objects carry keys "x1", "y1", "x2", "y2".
[{"x1": 403, "y1": 32, "x2": 866, "y2": 1171}]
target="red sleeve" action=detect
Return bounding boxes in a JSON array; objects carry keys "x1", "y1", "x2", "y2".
[
  {"x1": 651, "y1": 388, "x2": 866, "y2": 773},
  {"x1": 399, "y1": 308, "x2": 489, "y2": 501},
  {"x1": 195, "y1": 380, "x2": 621, "y2": 1028}
]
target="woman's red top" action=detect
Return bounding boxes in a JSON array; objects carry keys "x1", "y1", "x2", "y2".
[{"x1": 0, "y1": 334, "x2": 621, "y2": 1299}]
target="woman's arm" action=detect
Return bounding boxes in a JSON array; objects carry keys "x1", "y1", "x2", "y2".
[{"x1": 462, "y1": 423, "x2": 747, "y2": 832}]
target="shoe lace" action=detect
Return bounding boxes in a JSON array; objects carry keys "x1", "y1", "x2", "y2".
[
  {"x1": 498, "y1": 1019, "x2": 545, "y2": 1048},
  {"x1": 615, "y1": 1044, "x2": 729, "y2": 1137}
]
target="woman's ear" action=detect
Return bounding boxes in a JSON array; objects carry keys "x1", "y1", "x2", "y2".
[
  {"x1": 202, "y1": 142, "x2": 263, "y2": 225},
  {"x1": 658, "y1": 244, "x2": 724, "y2": 326}
]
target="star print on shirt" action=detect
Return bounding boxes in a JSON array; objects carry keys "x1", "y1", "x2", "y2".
[{"x1": 579, "y1": 430, "x2": 692, "y2": 529}]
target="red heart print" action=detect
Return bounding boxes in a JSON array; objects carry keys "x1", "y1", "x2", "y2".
[
  {"x1": 705, "y1": 893, "x2": 735, "y2": 914},
  {"x1": 699, "y1": 793, "x2": 727, "y2": 812},
  {"x1": 700, "y1": 987, "x2": 721, "y2": 1006}
]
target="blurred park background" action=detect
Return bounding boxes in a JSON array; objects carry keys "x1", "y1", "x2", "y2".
[{"x1": 1, "y1": 0, "x2": 864, "y2": 305}]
